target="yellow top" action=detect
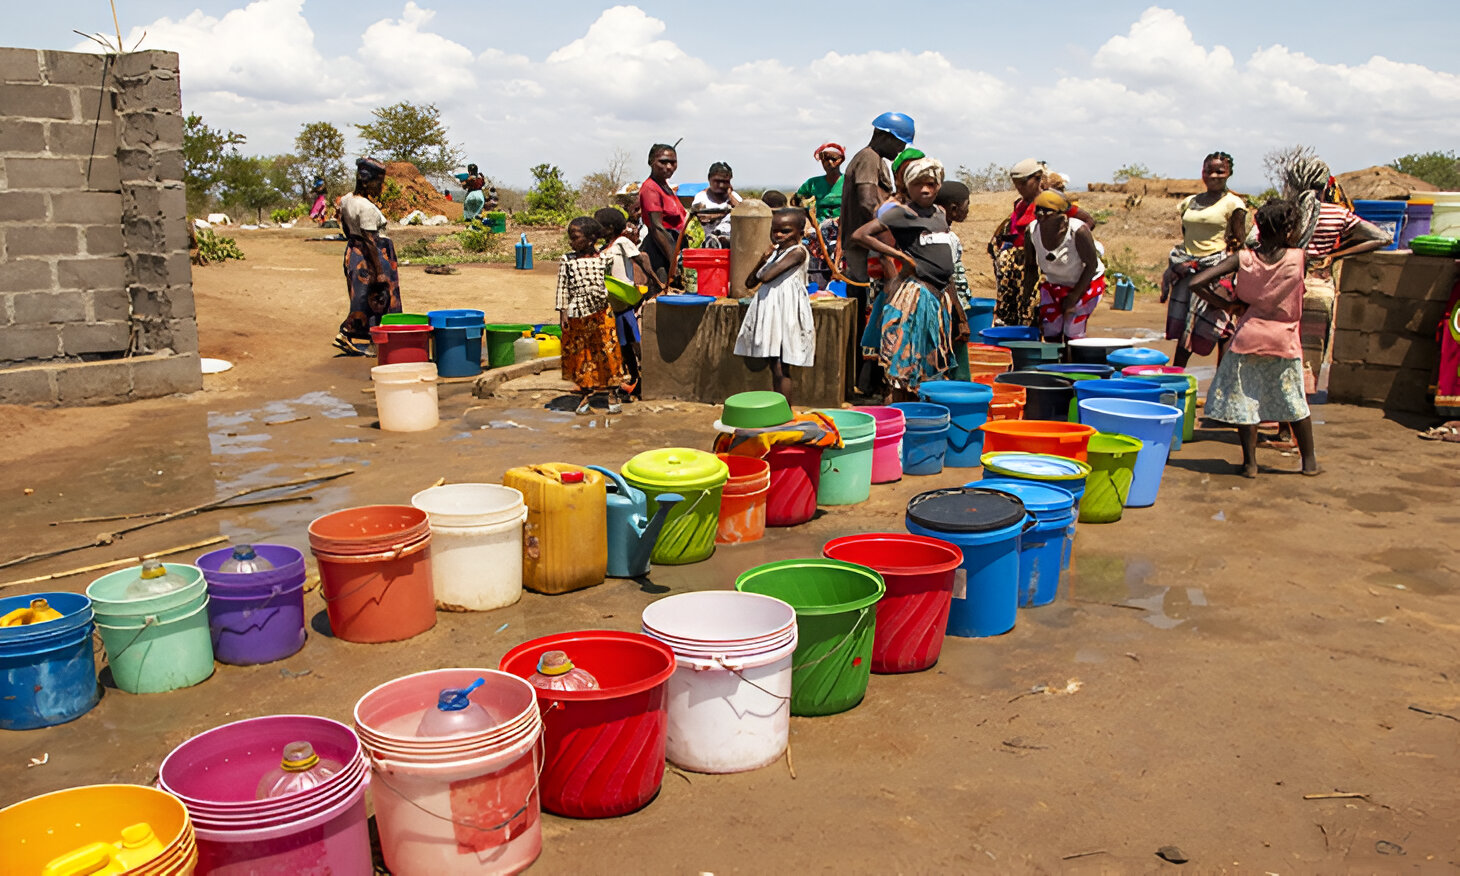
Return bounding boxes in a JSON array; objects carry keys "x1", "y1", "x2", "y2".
[{"x1": 1179, "y1": 192, "x2": 1246, "y2": 257}]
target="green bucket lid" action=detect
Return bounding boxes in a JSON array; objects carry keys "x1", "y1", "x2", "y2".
[
  {"x1": 485, "y1": 323, "x2": 534, "y2": 334},
  {"x1": 622, "y1": 448, "x2": 728, "y2": 491},
  {"x1": 816, "y1": 408, "x2": 877, "y2": 441},
  {"x1": 723, "y1": 391, "x2": 793, "y2": 429},
  {"x1": 980, "y1": 451, "x2": 1092, "y2": 480},
  {"x1": 381, "y1": 313, "x2": 430, "y2": 325},
  {"x1": 1087, "y1": 433, "x2": 1143, "y2": 457}
]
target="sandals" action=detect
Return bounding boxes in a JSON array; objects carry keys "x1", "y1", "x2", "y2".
[
  {"x1": 333, "y1": 333, "x2": 370, "y2": 357},
  {"x1": 1418, "y1": 422, "x2": 1460, "y2": 442}
]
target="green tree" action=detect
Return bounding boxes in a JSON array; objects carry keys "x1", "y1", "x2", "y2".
[
  {"x1": 294, "y1": 121, "x2": 348, "y2": 192},
  {"x1": 355, "y1": 102, "x2": 463, "y2": 176},
  {"x1": 527, "y1": 164, "x2": 576, "y2": 215},
  {"x1": 267, "y1": 153, "x2": 310, "y2": 203},
  {"x1": 1112, "y1": 162, "x2": 1153, "y2": 184},
  {"x1": 1389, "y1": 151, "x2": 1460, "y2": 191},
  {"x1": 217, "y1": 153, "x2": 284, "y2": 223},
  {"x1": 182, "y1": 113, "x2": 245, "y2": 214}
]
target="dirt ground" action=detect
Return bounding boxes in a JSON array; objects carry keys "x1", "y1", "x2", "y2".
[{"x1": 4, "y1": 195, "x2": 1460, "y2": 874}]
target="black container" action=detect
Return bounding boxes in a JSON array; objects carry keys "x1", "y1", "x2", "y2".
[{"x1": 994, "y1": 372, "x2": 1075, "y2": 422}]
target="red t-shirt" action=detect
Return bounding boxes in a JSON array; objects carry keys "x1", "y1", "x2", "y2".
[{"x1": 639, "y1": 180, "x2": 686, "y2": 231}]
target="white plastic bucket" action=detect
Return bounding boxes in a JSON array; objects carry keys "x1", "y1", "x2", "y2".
[
  {"x1": 373, "y1": 362, "x2": 439, "y2": 432},
  {"x1": 641, "y1": 591, "x2": 796, "y2": 658},
  {"x1": 1427, "y1": 191, "x2": 1460, "y2": 237},
  {"x1": 411, "y1": 484, "x2": 527, "y2": 611}
]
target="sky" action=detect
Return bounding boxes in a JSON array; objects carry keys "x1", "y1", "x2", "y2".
[{"x1": 18, "y1": 1, "x2": 1460, "y2": 191}]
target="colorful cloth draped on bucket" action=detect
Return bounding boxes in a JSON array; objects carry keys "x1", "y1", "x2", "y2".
[
  {"x1": 560, "y1": 308, "x2": 625, "y2": 392},
  {"x1": 863, "y1": 275, "x2": 956, "y2": 392},
  {"x1": 340, "y1": 235, "x2": 402, "y2": 339},
  {"x1": 1165, "y1": 247, "x2": 1235, "y2": 356},
  {"x1": 712, "y1": 412, "x2": 843, "y2": 457},
  {"x1": 1437, "y1": 278, "x2": 1460, "y2": 417}
]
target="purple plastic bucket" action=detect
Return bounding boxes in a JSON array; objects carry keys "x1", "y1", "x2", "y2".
[
  {"x1": 197, "y1": 544, "x2": 307, "y2": 591},
  {"x1": 197, "y1": 545, "x2": 307, "y2": 665}
]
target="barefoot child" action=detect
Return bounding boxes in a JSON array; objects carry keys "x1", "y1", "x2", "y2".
[
  {"x1": 734, "y1": 208, "x2": 816, "y2": 403},
  {"x1": 594, "y1": 207, "x2": 656, "y2": 399},
  {"x1": 1189, "y1": 199, "x2": 1320, "y2": 477},
  {"x1": 556, "y1": 216, "x2": 626, "y2": 414}
]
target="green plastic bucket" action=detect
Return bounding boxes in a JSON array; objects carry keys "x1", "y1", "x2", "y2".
[
  {"x1": 381, "y1": 313, "x2": 430, "y2": 325},
  {"x1": 1080, "y1": 433, "x2": 1143, "y2": 523},
  {"x1": 814, "y1": 409, "x2": 876, "y2": 506},
  {"x1": 997, "y1": 340, "x2": 1063, "y2": 370},
  {"x1": 485, "y1": 323, "x2": 533, "y2": 368},
  {"x1": 483, "y1": 211, "x2": 507, "y2": 233},
  {"x1": 86, "y1": 564, "x2": 214, "y2": 694},
  {"x1": 735, "y1": 559, "x2": 885, "y2": 716},
  {"x1": 622, "y1": 448, "x2": 729, "y2": 565}
]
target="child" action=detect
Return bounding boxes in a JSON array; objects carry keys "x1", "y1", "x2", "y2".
[
  {"x1": 935, "y1": 180, "x2": 973, "y2": 311},
  {"x1": 556, "y1": 216, "x2": 626, "y2": 415},
  {"x1": 594, "y1": 207, "x2": 656, "y2": 399},
  {"x1": 690, "y1": 162, "x2": 740, "y2": 247},
  {"x1": 1189, "y1": 199, "x2": 1320, "y2": 477},
  {"x1": 734, "y1": 208, "x2": 816, "y2": 403}
]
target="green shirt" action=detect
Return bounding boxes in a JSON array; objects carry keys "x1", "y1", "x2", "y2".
[{"x1": 795, "y1": 175, "x2": 843, "y2": 224}]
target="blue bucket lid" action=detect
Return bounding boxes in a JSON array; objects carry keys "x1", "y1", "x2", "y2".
[
  {"x1": 919, "y1": 380, "x2": 993, "y2": 401},
  {"x1": 428, "y1": 309, "x2": 485, "y2": 328},
  {"x1": 906, "y1": 487, "x2": 1026, "y2": 533},
  {"x1": 1106, "y1": 347, "x2": 1169, "y2": 367},
  {"x1": 973, "y1": 478, "x2": 1075, "y2": 513},
  {"x1": 657, "y1": 294, "x2": 716, "y2": 306},
  {"x1": 981, "y1": 452, "x2": 1089, "y2": 479}
]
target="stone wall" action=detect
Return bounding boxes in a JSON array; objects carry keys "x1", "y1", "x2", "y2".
[
  {"x1": 1329, "y1": 251, "x2": 1454, "y2": 414},
  {"x1": 0, "y1": 47, "x2": 201, "y2": 405}
]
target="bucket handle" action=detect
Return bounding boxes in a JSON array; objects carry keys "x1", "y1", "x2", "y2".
[
  {"x1": 790, "y1": 606, "x2": 872, "y2": 674},
  {"x1": 102, "y1": 614, "x2": 158, "y2": 664},
  {"x1": 369, "y1": 732, "x2": 547, "y2": 835},
  {"x1": 709, "y1": 656, "x2": 793, "y2": 702},
  {"x1": 318, "y1": 541, "x2": 421, "y2": 604},
  {"x1": 214, "y1": 584, "x2": 292, "y2": 637}
]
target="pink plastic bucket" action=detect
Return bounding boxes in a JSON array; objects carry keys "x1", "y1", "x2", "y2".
[
  {"x1": 855, "y1": 405, "x2": 906, "y2": 484},
  {"x1": 192, "y1": 781, "x2": 371, "y2": 875}
]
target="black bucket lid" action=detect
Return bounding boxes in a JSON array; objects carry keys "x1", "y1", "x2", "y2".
[
  {"x1": 906, "y1": 487, "x2": 1027, "y2": 533},
  {"x1": 994, "y1": 371, "x2": 1074, "y2": 390}
]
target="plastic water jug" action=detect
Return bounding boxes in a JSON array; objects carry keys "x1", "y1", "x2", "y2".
[
  {"x1": 513, "y1": 333, "x2": 539, "y2": 363},
  {"x1": 255, "y1": 741, "x2": 344, "y2": 799},
  {"x1": 528, "y1": 650, "x2": 599, "y2": 691},
  {"x1": 1111, "y1": 274, "x2": 1136, "y2": 311},
  {"x1": 0, "y1": 597, "x2": 63, "y2": 626},
  {"x1": 416, "y1": 677, "x2": 500, "y2": 736},
  {"x1": 42, "y1": 823, "x2": 165, "y2": 876},
  {"x1": 514, "y1": 233, "x2": 533, "y2": 270},
  {"x1": 123, "y1": 559, "x2": 189, "y2": 599},
  {"x1": 534, "y1": 332, "x2": 561, "y2": 357},
  {"x1": 218, "y1": 544, "x2": 275, "y2": 574},
  {"x1": 502, "y1": 464, "x2": 608, "y2": 594}
]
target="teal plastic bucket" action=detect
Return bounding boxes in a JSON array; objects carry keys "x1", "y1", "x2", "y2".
[
  {"x1": 735, "y1": 559, "x2": 885, "y2": 716},
  {"x1": 919, "y1": 380, "x2": 993, "y2": 467},
  {"x1": 815, "y1": 409, "x2": 876, "y2": 505},
  {"x1": 87, "y1": 564, "x2": 215, "y2": 694},
  {"x1": 0, "y1": 592, "x2": 99, "y2": 730}
]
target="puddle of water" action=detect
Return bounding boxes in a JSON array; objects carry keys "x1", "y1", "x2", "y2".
[
  {"x1": 209, "y1": 432, "x2": 270, "y2": 455},
  {"x1": 1068, "y1": 554, "x2": 1208, "y2": 630}
]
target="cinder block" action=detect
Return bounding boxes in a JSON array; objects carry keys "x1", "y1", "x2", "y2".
[
  {"x1": 122, "y1": 217, "x2": 162, "y2": 253},
  {"x1": 84, "y1": 155, "x2": 120, "y2": 192},
  {"x1": 131, "y1": 352, "x2": 201, "y2": 397},
  {"x1": 1, "y1": 324, "x2": 62, "y2": 360},
  {"x1": 1368, "y1": 332, "x2": 1437, "y2": 369},
  {"x1": 166, "y1": 317, "x2": 198, "y2": 354},
  {"x1": 154, "y1": 112, "x2": 184, "y2": 147},
  {"x1": 158, "y1": 185, "x2": 185, "y2": 219},
  {"x1": 6, "y1": 225, "x2": 79, "y2": 257},
  {"x1": 1328, "y1": 362, "x2": 1388, "y2": 405},
  {"x1": 61, "y1": 320, "x2": 129, "y2": 355},
  {"x1": 49, "y1": 191, "x2": 122, "y2": 223},
  {"x1": 88, "y1": 287, "x2": 130, "y2": 321},
  {"x1": 116, "y1": 147, "x2": 154, "y2": 180},
  {"x1": 129, "y1": 253, "x2": 167, "y2": 287},
  {"x1": 114, "y1": 76, "x2": 181, "y2": 114},
  {"x1": 57, "y1": 256, "x2": 125, "y2": 290},
  {"x1": 123, "y1": 184, "x2": 164, "y2": 218},
  {"x1": 0, "y1": 191, "x2": 46, "y2": 222},
  {"x1": 55, "y1": 359, "x2": 132, "y2": 403},
  {"x1": 129, "y1": 286, "x2": 169, "y2": 318},
  {"x1": 117, "y1": 112, "x2": 159, "y2": 149},
  {"x1": 0, "y1": 83, "x2": 77, "y2": 120},
  {"x1": 83, "y1": 224, "x2": 124, "y2": 256},
  {"x1": 165, "y1": 250, "x2": 193, "y2": 285},
  {"x1": 4, "y1": 156, "x2": 85, "y2": 189},
  {"x1": 41, "y1": 51, "x2": 107, "y2": 87},
  {"x1": 1331, "y1": 328, "x2": 1365, "y2": 363},
  {"x1": 154, "y1": 148, "x2": 184, "y2": 182},
  {"x1": 0, "y1": 365, "x2": 55, "y2": 405},
  {"x1": 0, "y1": 49, "x2": 42, "y2": 84},
  {"x1": 47, "y1": 120, "x2": 115, "y2": 156},
  {"x1": 13, "y1": 290, "x2": 86, "y2": 324},
  {"x1": 165, "y1": 285, "x2": 195, "y2": 318},
  {"x1": 111, "y1": 52, "x2": 158, "y2": 79},
  {"x1": 0, "y1": 260, "x2": 53, "y2": 293},
  {"x1": 0, "y1": 120, "x2": 45, "y2": 152}
]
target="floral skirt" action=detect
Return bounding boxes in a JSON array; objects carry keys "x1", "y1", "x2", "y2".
[
  {"x1": 561, "y1": 309, "x2": 625, "y2": 392},
  {"x1": 865, "y1": 276, "x2": 955, "y2": 392},
  {"x1": 1205, "y1": 353, "x2": 1309, "y2": 425}
]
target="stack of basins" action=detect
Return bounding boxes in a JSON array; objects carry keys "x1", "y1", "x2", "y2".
[
  {"x1": 355, "y1": 669, "x2": 545, "y2": 875},
  {"x1": 641, "y1": 591, "x2": 798, "y2": 773},
  {"x1": 0, "y1": 784, "x2": 199, "y2": 875},
  {"x1": 196, "y1": 544, "x2": 308, "y2": 666},
  {"x1": 158, "y1": 715, "x2": 372, "y2": 874}
]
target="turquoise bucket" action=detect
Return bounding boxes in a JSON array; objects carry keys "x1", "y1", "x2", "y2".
[
  {"x1": 87, "y1": 564, "x2": 215, "y2": 694},
  {"x1": 815, "y1": 409, "x2": 877, "y2": 505}
]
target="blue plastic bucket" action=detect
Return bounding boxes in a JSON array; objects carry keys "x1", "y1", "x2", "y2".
[
  {"x1": 1106, "y1": 347, "x2": 1170, "y2": 369},
  {"x1": 1072, "y1": 378, "x2": 1176, "y2": 422},
  {"x1": 966, "y1": 298, "x2": 996, "y2": 337},
  {"x1": 979, "y1": 326, "x2": 1040, "y2": 344},
  {"x1": 905, "y1": 488, "x2": 1029, "y2": 638},
  {"x1": 976, "y1": 452, "x2": 1089, "y2": 571},
  {"x1": 973, "y1": 479, "x2": 1076, "y2": 608},
  {"x1": 1124, "y1": 375, "x2": 1193, "y2": 449},
  {"x1": 1076, "y1": 398, "x2": 1182, "y2": 507},
  {"x1": 1353, "y1": 200, "x2": 1406, "y2": 251},
  {"x1": 918, "y1": 381, "x2": 992, "y2": 468},
  {"x1": 890, "y1": 402, "x2": 951, "y2": 475},
  {"x1": 428, "y1": 309, "x2": 485, "y2": 378},
  {"x1": 0, "y1": 592, "x2": 100, "y2": 730}
]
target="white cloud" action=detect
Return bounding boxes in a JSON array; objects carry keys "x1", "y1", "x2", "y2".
[{"x1": 81, "y1": 3, "x2": 1460, "y2": 191}]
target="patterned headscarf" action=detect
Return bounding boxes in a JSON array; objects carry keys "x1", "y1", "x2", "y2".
[
  {"x1": 892, "y1": 148, "x2": 926, "y2": 174},
  {"x1": 901, "y1": 157, "x2": 944, "y2": 188},
  {"x1": 1033, "y1": 190, "x2": 1071, "y2": 213}
]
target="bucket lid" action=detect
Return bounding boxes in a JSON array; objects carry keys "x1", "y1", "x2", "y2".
[
  {"x1": 722, "y1": 390, "x2": 793, "y2": 429},
  {"x1": 906, "y1": 487, "x2": 1026, "y2": 533},
  {"x1": 623, "y1": 448, "x2": 728, "y2": 490},
  {"x1": 975, "y1": 478, "x2": 1075, "y2": 513},
  {"x1": 657, "y1": 294, "x2": 716, "y2": 305},
  {"x1": 980, "y1": 452, "x2": 1091, "y2": 480},
  {"x1": 1087, "y1": 432, "x2": 1144, "y2": 455},
  {"x1": 1106, "y1": 347, "x2": 1169, "y2": 365},
  {"x1": 1068, "y1": 337, "x2": 1143, "y2": 348},
  {"x1": 427, "y1": 308, "x2": 485, "y2": 327}
]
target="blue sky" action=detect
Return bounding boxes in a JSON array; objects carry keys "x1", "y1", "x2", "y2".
[{"x1": 20, "y1": 2, "x2": 1460, "y2": 190}]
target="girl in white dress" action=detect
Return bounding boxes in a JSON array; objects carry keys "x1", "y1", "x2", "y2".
[{"x1": 735, "y1": 208, "x2": 816, "y2": 403}]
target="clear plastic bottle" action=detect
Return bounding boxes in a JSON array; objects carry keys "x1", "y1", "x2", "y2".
[
  {"x1": 416, "y1": 677, "x2": 499, "y2": 737},
  {"x1": 218, "y1": 544, "x2": 275, "y2": 574},
  {"x1": 255, "y1": 741, "x2": 343, "y2": 800},
  {"x1": 528, "y1": 650, "x2": 599, "y2": 692},
  {"x1": 123, "y1": 559, "x2": 190, "y2": 599}
]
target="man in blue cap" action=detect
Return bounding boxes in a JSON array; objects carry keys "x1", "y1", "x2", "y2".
[{"x1": 840, "y1": 111, "x2": 914, "y2": 395}]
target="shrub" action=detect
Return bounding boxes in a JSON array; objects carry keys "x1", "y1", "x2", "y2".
[
  {"x1": 1102, "y1": 245, "x2": 1159, "y2": 294},
  {"x1": 957, "y1": 162, "x2": 1013, "y2": 193},
  {"x1": 458, "y1": 226, "x2": 500, "y2": 253},
  {"x1": 269, "y1": 203, "x2": 307, "y2": 223},
  {"x1": 1112, "y1": 163, "x2": 1154, "y2": 184},
  {"x1": 193, "y1": 228, "x2": 244, "y2": 265}
]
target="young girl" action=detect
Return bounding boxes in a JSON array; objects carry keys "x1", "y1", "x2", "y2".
[
  {"x1": 556, "y1": 216, "x2": 626, "y2": 414},
  {"x1": 594, "y1": 207, "x2": 657, "y2": 398},
  {"x1": 734, "y1": 208, "x2": 816, "y2": 403},
  {"x1": 1189, "y1": 199, "x2": 1320, "y2": 477}
]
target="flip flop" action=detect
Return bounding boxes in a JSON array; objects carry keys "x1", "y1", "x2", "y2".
[
  {"x1": 1418, "y1": 423, "x2": 1460, "y2": 441},
  {"x1": 333, "y1": 334, "x2": 370, "y2": 357}
]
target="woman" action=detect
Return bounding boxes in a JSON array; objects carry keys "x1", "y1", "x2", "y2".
[
  {"x1": 794, "y1": 142, "x2": 844, "y2": 288},
  {"x1": 638, "y1": 143, "x2": 688, "y2": 289},
  {"x1": 462, "y1": 164, "x2": 486, "y2": 223},
  {"x1": 990, "y1": 158, "x2": 1047, "y2": 327},
  {"x1": 852, "y1": 157, "x2": 963, "y2": 400},
  {"x1": 1159, "y1": 151, "x2": 1246, "y2": 368},
  {"x1": 1023, "y1": 190, "x2": 1105, "y2": 342},
  {"x1": 308, "y1": 176, "x2": 328, "y2": 222},
  {"x1": 334, "y1": 158, "x2": 402, "y2": 356},
  {"x1": 690, "y1": 161, "x2": 740, "y2": 248}
]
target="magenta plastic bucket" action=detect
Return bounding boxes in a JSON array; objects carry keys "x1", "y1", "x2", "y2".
[
  {"x1": 193, "y1": 782, "x2": 371, "y2": 875},
  {"x1": 855, "y1": 405, "x2": 907, "y2": 483},
  {"x1": 198, "y1": 544, "x2": 308, "y2": 666}
]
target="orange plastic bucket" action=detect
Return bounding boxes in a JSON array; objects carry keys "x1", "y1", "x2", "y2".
[
  {"x1": 0, "y1": 784, "x2": 196, "y2": 874},
  {"x1": 715, "y1": 454, "x2": 770, "y2": 545},
  {"x1": 314, "y1": 533, "x2": 436, "y2": 643},
  {"x1": 978, "y1": 420, "x2": 1096, "y2": 461},
  {"x1": 967, "y1": 343, "x2": 1013, "y2": 380}
]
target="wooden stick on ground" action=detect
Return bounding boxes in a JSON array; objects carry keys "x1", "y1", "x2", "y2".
[
  {"x1": 50, "y1": 493, "x2": 316, "y2": 526},
  {"x1": 0, "y1": 469, "x2": 353, "y2": 571},
  {"x1": 0, "y1": 535, "x2": 229, "y2": 589},
  {"x1": 1303, "y1": 792, "x2": 1368, "y2": 800}
]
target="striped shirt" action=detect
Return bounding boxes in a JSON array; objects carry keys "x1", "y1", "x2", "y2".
[
  {"x1": 1305, "y1": 203, "x2": 1360, "y2": 279},
  {"x1": 556, "y1": 253, "x2": 608, "y2": 318}
]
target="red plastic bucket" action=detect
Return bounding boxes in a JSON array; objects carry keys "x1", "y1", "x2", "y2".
[
  {"x1": 370, "y1": 324, "x2": 433, "y2": 365},
  {"x1": 822, "y1": 534, "x2": 963, "y2": 673},
  {"x1": 854, "y1": 406, "x2": 906, "y2": 484},
  {"x1": 764, "y1": 445, "x2": 822, "y2": 527},
  {"x1": 499, "y1": 631, "x2": 676, "y2": 819},
  {"x1": 681, "y1": 248, "x2": 730, "y2": 297},
  {"x1": 715, "y1": 454, "x2": 770, "y2": 545}
]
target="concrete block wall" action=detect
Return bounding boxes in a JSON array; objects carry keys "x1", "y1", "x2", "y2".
[
  {"x1": 1329, "y1": 251, "x2": 1454, "y2": 414},
  {"x1": 0, "y1": 47, "x2": 201, "y2": 405}
]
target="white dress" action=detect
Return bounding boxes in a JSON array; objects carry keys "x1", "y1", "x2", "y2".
[{"x1": 734, "y1": 243, "x2": 816, "y2": 367}]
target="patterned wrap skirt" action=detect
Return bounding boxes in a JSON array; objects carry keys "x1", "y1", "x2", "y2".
[
  {"x1": 340, "y1": 235, "x2": 402, "y2": 339},
  {"x1": 1204, "y1": 353, "x2": 1310, "y2": 425},
  {"x1": 561, "y1": 308, "x2": 626, "y2": 391}
]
